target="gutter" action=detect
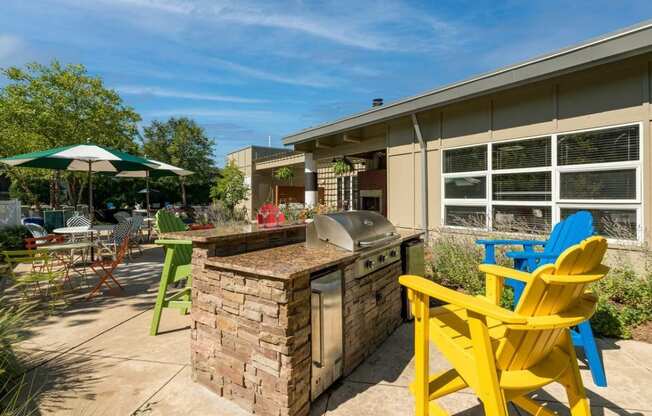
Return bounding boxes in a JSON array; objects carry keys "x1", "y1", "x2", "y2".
[{"x1": 411, "y1": 114, "x2": 428, "y2": 240}]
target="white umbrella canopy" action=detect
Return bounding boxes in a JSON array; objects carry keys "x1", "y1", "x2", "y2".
[
  {"x1": 115, "y1": 159, "x2": 192, "y2": 178},
  {"x1": 114, "y1": 158, "x2": 193, "y2": 216}
]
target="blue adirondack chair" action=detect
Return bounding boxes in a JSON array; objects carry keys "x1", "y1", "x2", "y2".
[{"x1": 476, "y1": 211, "x2": 608, "y2": 387}]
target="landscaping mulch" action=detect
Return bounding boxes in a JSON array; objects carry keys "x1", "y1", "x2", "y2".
[{"x1": 632, "y1": 321, "x2": 652, "y2": 343}]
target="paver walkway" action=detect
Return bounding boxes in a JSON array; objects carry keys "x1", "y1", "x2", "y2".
[{"x1": 14, "y1": 246, "x2": 652, "y2": 415}]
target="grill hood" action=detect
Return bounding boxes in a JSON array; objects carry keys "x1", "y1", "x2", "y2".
[{"x1": 308, "y1": 211, "x2": 399, "y2": 252}]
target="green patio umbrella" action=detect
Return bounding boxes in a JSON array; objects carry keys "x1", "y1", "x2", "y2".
[{"x1": 0, "y1": 144, "x2": 159, "y2": 222}]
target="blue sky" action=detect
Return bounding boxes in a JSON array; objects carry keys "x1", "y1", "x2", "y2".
[{"x1": 2, "y1": 1, "x2": 652, "y2": 165}]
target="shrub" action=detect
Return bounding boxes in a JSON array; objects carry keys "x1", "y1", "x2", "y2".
[
  {"x1": 0, "y1": 226, "x2": 29, "y2": 265},
  {"x1": 590, "y1": 266, "x2": 652, "y2": 338},
  {"x1": 427, "y1": 221, "x2": 652, "y2": 339},
  {"x1": 0, "y1": 295, "x2": 37, "y2": 413},
  {"x1": 428, "y1": 231, "x2": 514, "y2": 308}
]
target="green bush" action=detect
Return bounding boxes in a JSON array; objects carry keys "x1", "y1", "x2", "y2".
[
  {"x1": 0, "y1": 296, "x2": 37, "y2": 413},
  {"x1": 590, "y1": 266, "x2": 652, "y2": 338},
  {"x1": 0, "y1": 226, "x2": 29, "y2": 265},
  {"x1": 428, "y1": 232, "x2": 514, "y2": 308},
  {"x1": 427, "y1": 229, "x2": 652, "y2": 339}
]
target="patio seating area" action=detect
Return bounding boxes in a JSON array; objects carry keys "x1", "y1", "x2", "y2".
[{"x1": 11, "y1": 245, "x2": 652, "y2": 416}]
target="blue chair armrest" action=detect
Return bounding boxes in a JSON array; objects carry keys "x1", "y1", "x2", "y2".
[
  {"x1": 476, "y1": 239, "x2": 547, "y2": 264},
  {"x1": 475, "y1": 239, "x2": 546, "y2": 246},
  {"x1": 506, "y1": 251, "x2": 558, "y2": 260}
]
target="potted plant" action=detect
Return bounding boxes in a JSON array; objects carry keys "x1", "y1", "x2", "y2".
[
  {"x1": 331, "y1": 158, "x2": 353, "y2": 176},
  {"x1": 273, "y1": 166, "x2": 295, "y2": 184}
]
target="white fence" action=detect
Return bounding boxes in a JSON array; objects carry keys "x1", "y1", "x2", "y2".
[{"x1": 0, "y1": 199, "x2": 21, "y2": 228}]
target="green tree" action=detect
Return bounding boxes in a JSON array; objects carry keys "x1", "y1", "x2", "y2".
[
  {"x1": 210, "y1": 160, "x2": 249, "y2": 214},
  {"x1": 142, "y1": 117, "x2": 216, "y2": 206},
  {"x1": 0, "y1": 60, "x2": 141, "y2": 207}
]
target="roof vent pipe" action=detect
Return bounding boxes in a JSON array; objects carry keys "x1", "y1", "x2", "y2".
[{"x1": 372, "y1": 98, "x2": 383, "y2": 107}]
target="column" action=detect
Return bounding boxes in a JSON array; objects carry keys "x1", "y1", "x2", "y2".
[{"x1": 304, "y1": 153, "x2": 318, "y2": 207}]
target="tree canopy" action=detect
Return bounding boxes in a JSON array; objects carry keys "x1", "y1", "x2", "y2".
[
  {"x1": 141, "y1": 117, "x2": 217, "y2": 206},
  {"x1": 0, "y1": 60, "x2": 141, "y2": 206},
  {"x1": 210, "y1": 160, "x2": 249, "y2": 214}
]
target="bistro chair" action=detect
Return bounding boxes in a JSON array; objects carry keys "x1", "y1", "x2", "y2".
[
  {"x1": 150, "y1": 209, "x2": 192, "y2": 335},
  {"x1": 87, "y1": 230, "x2": 130, "y2": 300},
  {"x1": 24, "y1": 223, "x2": 65, "y2": 248},
  {"x1": 476, "y1": 211, "x2": 607, "y2": 387},
  {"x1": 66, "y1": 215, "x2": 91, "y2": 227},
  {"x1": 128, "y1": 215, "x2": 144, "y2": 256},
  {"x1": 96, "y1": 220, "x2": 132, "y2": 260},
  {"x1": 2, "y1": 249, "x2": 66, "y2": 307},
  {"x1": 402, "y1": 236, "x2": 608, "y2": 416}
]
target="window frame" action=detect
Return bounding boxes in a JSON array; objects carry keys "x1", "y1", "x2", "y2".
[{"x1": 440, "y1": 121, "x2": 644, "y2": 242}]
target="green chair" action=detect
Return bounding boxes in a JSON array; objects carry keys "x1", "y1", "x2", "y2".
[
  {"x1": 2, "y1": 250, "x2": 65, "y2": 308},
  {"x1": 150, "y1": 210, "x2": 193, "y2": 336}
]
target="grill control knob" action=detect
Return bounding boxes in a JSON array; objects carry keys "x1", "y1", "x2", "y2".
[
  {"x1": 389, "y1": 249, "x2": 398, "y2": 257},
  {"x1": 365, "y1": 259, "x2": 375, "y2": 269},
  {"x1": 378, "y1": 254, "x2": 386, "y2": 263}
]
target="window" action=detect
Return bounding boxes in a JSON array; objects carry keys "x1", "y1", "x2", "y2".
[
  {"x1": 493, "y1": 172, "x2": 551, "y2": 201},
  {"x1": 442, "y1": 124, "x2": 642, "y2": 240},
  {"x1": 445, "y1": 206, "x2": 486, "y2": 227},
  {"x1": 443, "y1": 145, "x2": 487, "y2": 173},
  {"x1": 445, "y1": 176, "x2": 486, "y2": 199}
]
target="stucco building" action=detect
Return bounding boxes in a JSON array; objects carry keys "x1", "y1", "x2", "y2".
[{"x1": 275, "y1": 21, "x2": 652, "y2": 245}]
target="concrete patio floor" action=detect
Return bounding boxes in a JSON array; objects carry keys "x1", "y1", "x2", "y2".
[{"x1": 14, "y1": 245, "x2": 652, "y2": 415}]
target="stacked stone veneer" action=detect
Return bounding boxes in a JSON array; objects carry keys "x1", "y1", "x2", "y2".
[
  {"x1": 190, "y1": 249, "x2": 403, "y2": 416},
  {"x1": 342, "y1": 260, "x2": 403, "y2": 375}
]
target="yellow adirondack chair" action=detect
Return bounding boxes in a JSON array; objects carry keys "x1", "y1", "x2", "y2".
[{"x1": 400, "y1": 236, "x2": 608, "y2": 416}]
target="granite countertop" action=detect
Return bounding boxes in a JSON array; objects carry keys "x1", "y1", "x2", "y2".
[
  {"x1": 203, "y1": 228, "x2": 424, "y2": 280},
  {"x1": 204, "y1": 242, "x2": 357, "y2": 280},
  {"x1": 161, "y1": 223, "x2": 305, "y2": 243}
]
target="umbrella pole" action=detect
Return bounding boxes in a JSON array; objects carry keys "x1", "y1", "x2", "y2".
[
  {"x1": 88, "y1": 161, "x2": 95, "y2": 261},
  {"x1": 146, "y1": 172, "x2": 151, "y2": 241}
]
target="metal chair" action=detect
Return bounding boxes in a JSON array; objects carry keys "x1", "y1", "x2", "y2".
[{"x1": 66, "y1": 215, "x2": 91, "y2": 227}]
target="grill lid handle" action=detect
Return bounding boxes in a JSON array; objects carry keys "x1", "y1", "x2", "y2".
[{"x1": 358, "y1": 232, "x2": 399, "y2": 248}]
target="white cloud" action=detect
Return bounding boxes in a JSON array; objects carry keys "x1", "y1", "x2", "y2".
[
  {"x1": 60, "y1": 0, "x2": 460, "y2": 52},
  {"x1": 0, "y1": 34, "x2": 23, "y2": 61},
  {"x1": 144, "y1": 108, "x2": 277, "y2": 120},
  {"x1": 209, "y1": 58, "x2": 339, "y2": 88},
  {"x1": 116, "y1": 85, "x2": 267, "y2": 103}
]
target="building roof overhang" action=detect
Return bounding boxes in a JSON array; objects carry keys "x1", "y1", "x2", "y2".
[{"x1": 282, "y1": 20, "x2": 652, "y2": 146}]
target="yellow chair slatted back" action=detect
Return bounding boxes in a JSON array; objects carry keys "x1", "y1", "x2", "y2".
[{"x1": 496, "y1": 236, "x2": 608, "y2": 371}]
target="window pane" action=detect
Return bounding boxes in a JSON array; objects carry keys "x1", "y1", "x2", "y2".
[
  {"x1": 492, "y1": 172, "x2": 551, "y2": 201},
  {"x1": 443, "y1": 145, "x2": 487, "y2": 173},
  {"x1": 492, "y1": 206, "x2": 551, "y2": 232},
  {"x1": 445, "y1": 205, "x2": 486, "y2": 227},
  {"x1": 557, "y1": 125, "x2": 639, "y2": 166},
  {"x1": 444, "y1": 176, "x2": 486, "y2": 199},
  {"x1": 561, "y1": 208, "x2": 637, "y2": 239},
  {"x1": 560, "y1": 169, "x2": 636, "y2": 200},
  {"x1": 492, "y1": 137, "x2": 551, "y2": 169}
]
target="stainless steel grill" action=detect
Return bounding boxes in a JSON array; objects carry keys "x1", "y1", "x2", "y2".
[
  {"x1": 308, "y1": 211, "x2": 403, "y2": 400},
  {"x1": 306, "y1": 210, "x2": 402, "y2": 278},
  {"x1": 307, "y1": 210, "x2": 399, "y2": 252}
]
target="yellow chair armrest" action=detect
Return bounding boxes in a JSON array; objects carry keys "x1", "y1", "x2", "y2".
[
  {"x1": 506, "y1": 294, "x2": 598, "y2": 330},
  {"x1": 478, "y1": 264, "x2": 533, "y2": 283},
  {"x1": 541, "y1": 265, "x2": 610, "y2": 284},
  {"x1": 399, "y1": 275, "x2": 527, "y2": 324}
]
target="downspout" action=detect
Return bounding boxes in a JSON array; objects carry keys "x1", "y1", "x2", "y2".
[{"x1": 411, "y1": 113, "x2": 429, "y2": 240}]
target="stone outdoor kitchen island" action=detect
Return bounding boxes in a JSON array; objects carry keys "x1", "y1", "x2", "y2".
[{"x1": 164, "y1": 224, "x2": 421, "y2": 416}]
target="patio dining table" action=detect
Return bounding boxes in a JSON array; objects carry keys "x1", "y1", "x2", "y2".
[
  {"x1": 37, "y1": 241, "x2": 94, "y2": 289},
  {"x1": 53, "y1": 225, "x2": 116, "y2": 260}
]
